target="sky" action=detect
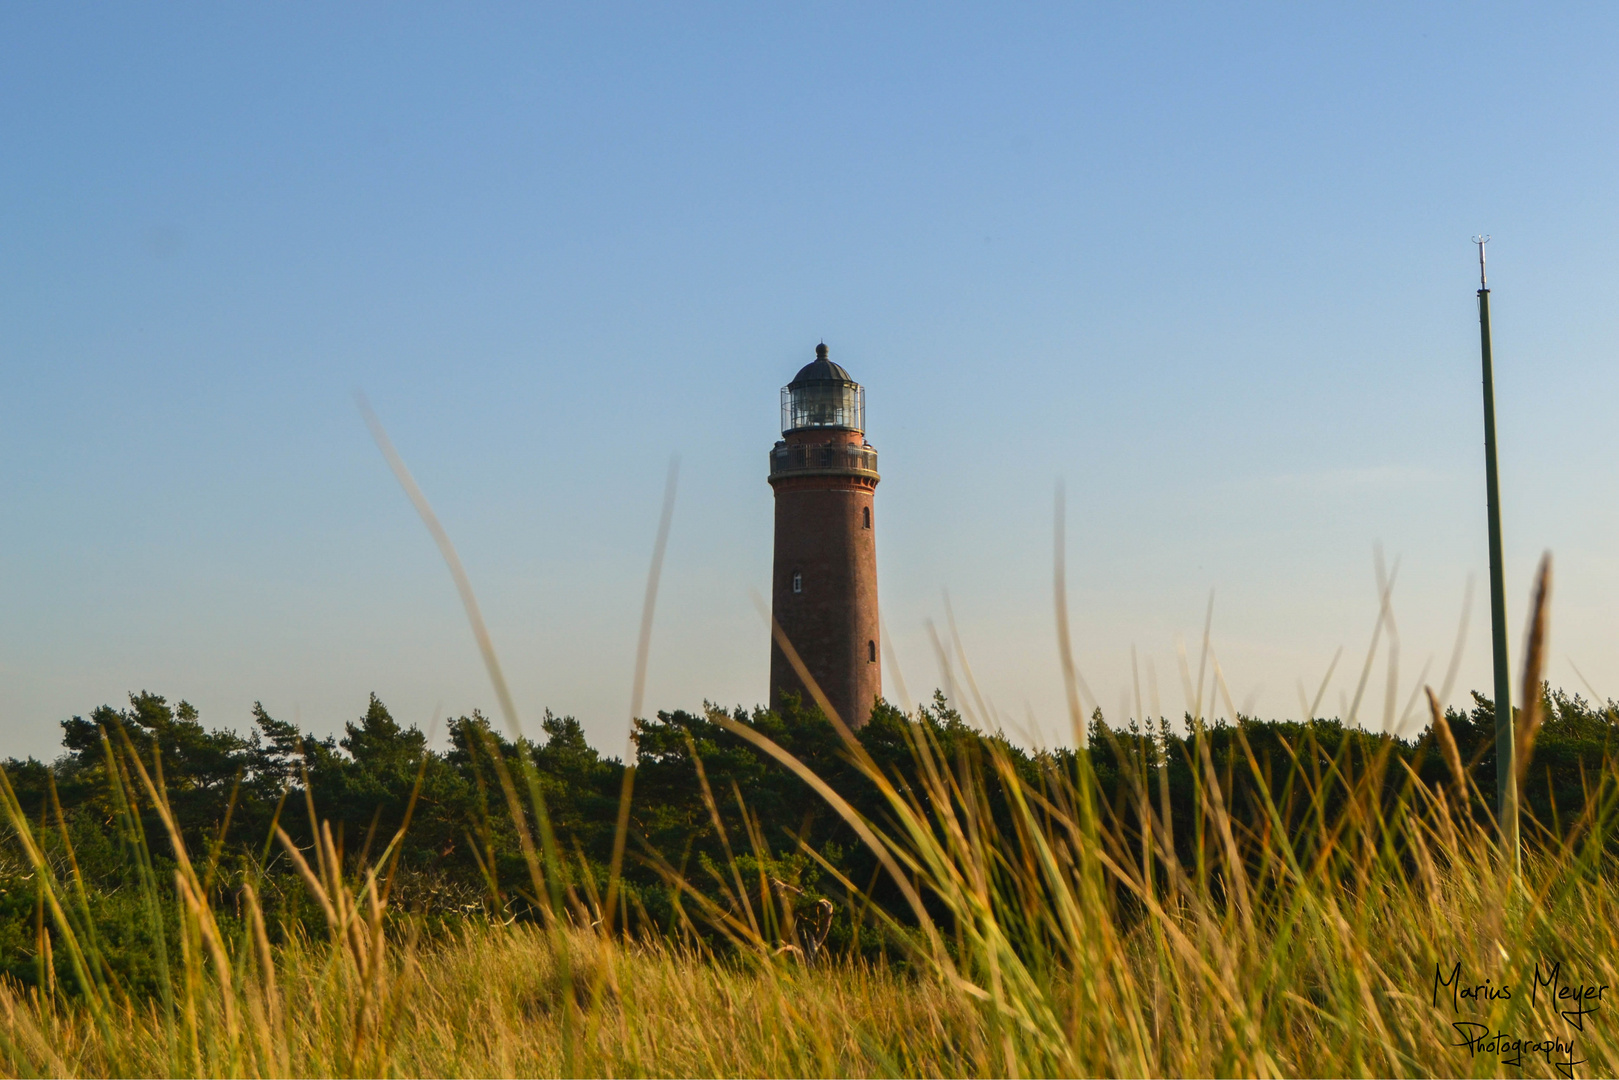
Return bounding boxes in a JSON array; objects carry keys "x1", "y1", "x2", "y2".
[{"x1": 3, "y1": 3, "x2": 1618, "y2": 760}]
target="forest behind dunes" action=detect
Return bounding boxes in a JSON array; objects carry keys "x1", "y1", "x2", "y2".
[{"x1": 3, "y1": 681, "x2": 1612, "y2": 986}]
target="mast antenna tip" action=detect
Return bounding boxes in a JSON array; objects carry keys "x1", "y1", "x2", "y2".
[{"x1": 1472, "y1": 235, "x2": 1491, "y2": 289}]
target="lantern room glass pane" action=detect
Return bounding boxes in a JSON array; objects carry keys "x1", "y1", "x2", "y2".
[{"x1": 781, "y1": 382, "x2": 865, "y2": 433}]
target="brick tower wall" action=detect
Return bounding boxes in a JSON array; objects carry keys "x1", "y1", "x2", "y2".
[{"x1": 769, "y1": 438, "x2": 881, "y2": 727}]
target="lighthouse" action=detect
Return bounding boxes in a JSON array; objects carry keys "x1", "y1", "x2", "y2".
[{"x1": 768, "y1": 344, "x2": 881, "y2": 727}]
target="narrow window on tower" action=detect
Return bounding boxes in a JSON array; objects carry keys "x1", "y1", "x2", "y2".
[
  {"x1": 792, "y1": 571, "x2": 802, "y2": 594},
  {"x1": 868, "y1": 639, "x2": 876, "y2": 662},
  {"x1": 862, "y1": 506, "x2": 871, "y2": 529}
]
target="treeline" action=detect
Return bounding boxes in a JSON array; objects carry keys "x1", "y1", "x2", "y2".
[{"x1": 2, "y1": 684, "x2": 1617, "y2": 988}]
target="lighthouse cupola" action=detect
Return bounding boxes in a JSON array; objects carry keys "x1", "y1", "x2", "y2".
[
  {"x1": 782, "y1": 343, "x2": 866, "y2": 433},
  {"x1": 767, "y1": 343, "x2": 882, "y2": 728}
]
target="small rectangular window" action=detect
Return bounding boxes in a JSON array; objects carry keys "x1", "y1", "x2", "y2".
[
  {"x1": 792, "y1": 571, "x2": 802, "y2": 594},
  {"x1": 862, "y1": 506, "x2": 871, "y2": 529},
  {"x1": 868, "y1": 639, "x2": 876, "y2": 662}
]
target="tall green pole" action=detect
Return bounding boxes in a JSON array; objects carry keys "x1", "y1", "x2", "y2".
[{"x1": 1475, "y1": 235, "x2": 1518, "y2": 867}]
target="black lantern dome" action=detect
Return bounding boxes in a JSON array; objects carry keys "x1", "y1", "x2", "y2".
[{"x1": 781, "y1": 344, "x2": 865, "y2": 434}]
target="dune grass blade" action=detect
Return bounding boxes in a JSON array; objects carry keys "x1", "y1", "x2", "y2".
[
  {"x1": 1516, "y1": 553, "x2": 1553, "y2": 792},
  {"x1": 607, "y1": 454, "x2": 679, "y2": 941}
]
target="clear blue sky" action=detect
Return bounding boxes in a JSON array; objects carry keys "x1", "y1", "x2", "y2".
[{"x1": 4, "y1": 3, "x2": 1617, "y2": 758}]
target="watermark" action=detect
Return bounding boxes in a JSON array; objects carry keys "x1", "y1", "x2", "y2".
[{"x1": 1431, "y1": 960, "x2": 1607, "y2": 1076}]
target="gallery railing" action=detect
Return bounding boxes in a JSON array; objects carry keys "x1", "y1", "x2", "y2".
[{"x1": 768, "y1": 442, "x2": 879, "y2": 479}]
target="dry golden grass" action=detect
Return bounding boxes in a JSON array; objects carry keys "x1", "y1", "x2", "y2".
[
  {"x1": 3, "y1": 799, "x2": 1618, "y2": 1079},
  {"x1": 2, "y1": 925, "x2": 990, "y2": 1078},
  {"x1": 2, "y1": 439, "x2": 1609, "y2": 1077},
  {"x1": 5, "y1": 653, "x2": 1619, "y2": 1079}
]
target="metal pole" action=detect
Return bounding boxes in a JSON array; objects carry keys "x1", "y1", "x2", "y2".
[{"x1": 1474, "y1": 235, "x2": 1518, "y2": 869}]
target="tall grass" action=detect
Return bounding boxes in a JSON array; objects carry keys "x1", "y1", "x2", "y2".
[
  {"x1": 4, "y1": 558, "x2": 1616, "y2": 1076},
  {"x1": 2, "y1": 431, "x2": 1613, "y2": 1077}
]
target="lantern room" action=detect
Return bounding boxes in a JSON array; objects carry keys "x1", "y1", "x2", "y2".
[{"x1": 780, "y1": 343, "x2": 866, "y2": 435}]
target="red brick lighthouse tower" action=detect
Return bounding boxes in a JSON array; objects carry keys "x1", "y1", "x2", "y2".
[{"x1": 768, "y1": 344, "x2": 881, "y2": 727}]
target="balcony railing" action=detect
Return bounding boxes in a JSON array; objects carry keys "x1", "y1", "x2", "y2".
[{"x1": 768, "y1": 442, "x2": 879, "y2": 479}]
